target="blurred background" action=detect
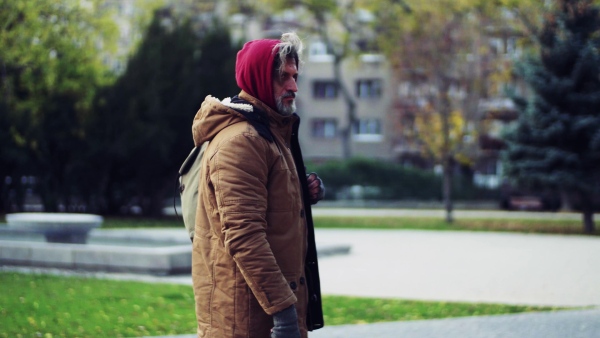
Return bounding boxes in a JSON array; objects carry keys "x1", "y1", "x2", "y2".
[{"x1": 1, "y1": 0, "x2": 599, "y2": 231}]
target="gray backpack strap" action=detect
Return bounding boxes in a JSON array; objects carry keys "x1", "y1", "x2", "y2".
[{"x1": 178, "y1": 141, "x2": 209, "y2": 240}]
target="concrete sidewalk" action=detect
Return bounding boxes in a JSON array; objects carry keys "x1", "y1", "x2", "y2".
[
  {"x1": 116, "y1": 227, "x2": 600, "y2": 307},
  {"x1": 312, "y1": 206, "x2": 599, "y2": 220},
  {"x1": 149, "y1": 308, "x2": 600, "y2": 338},
  {"x1": 315, "y1": 228, "x2": 600, "y2": 307},
  {"x1": 308, "y1": 308, "x2": 600, "y2": 338}
]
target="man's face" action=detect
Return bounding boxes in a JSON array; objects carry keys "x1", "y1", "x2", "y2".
[{"x1": 273, "y1": 57, "x2": 298, "y2": 116}]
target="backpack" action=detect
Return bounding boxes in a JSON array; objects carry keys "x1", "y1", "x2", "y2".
[
  {"x1": 176, "y1": 95, "x2": 271, "y2": 240},
  {"x1": 178, "y1": 141, "x2": 209, "y2": 240}
]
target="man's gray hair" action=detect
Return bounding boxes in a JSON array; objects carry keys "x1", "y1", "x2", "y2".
[{"x1": 274, "y1": 32, "x2": 303, "y2": 75}]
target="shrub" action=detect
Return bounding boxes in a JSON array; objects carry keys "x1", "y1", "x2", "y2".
[{"x1": 307, "y1": 157, "x2": 498, "y2": 201}]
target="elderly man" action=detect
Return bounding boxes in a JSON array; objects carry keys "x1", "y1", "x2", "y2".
[{"x1": 190, "y1": 32, "x2": 325, "y2": 338}]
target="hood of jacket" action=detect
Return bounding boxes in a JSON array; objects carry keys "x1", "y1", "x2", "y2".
[
  {"x1": 192, "y1": 90, "x2": 295, "y2": 147},
  {"x1": 192, "y1": 95, "x2": 248, "y2": 147}
]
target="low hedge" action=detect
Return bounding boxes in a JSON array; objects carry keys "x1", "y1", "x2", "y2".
[{"x1": 307, "y1": 157, "x2": 498, "y2": 201}]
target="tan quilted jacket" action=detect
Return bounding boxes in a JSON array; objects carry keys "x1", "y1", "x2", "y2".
[{"x1": 191, "y1": 91, "x2": 317, "y2": 338}]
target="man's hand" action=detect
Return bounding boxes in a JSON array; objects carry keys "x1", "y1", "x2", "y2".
[
  {"x1": 307, "y1": 172, "x2": 325, "y2": 205},
  {"x1": 271, "y1": 305, "x2": 301, "y2": 338}
]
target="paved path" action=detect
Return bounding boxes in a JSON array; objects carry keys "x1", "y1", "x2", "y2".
[
  {"x1": 309, "y1": 308, "x2": 600, "y2": 338},
  {"x1": 312, "y1": 207, "x2": 599, "y2": 220},
  {"x1": 315, "y1": 228, "x2": 600, "y2": 307},
  {"x1": 101, "y1": 227, "x2": 600, "y2": 307},
  {"x1": 151, "y1": 308, "x2": 600, "y2": 338}
]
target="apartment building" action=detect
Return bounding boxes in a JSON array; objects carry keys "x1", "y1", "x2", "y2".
[
  {"x1": 295, "y1": 42, "x2": 396, "y2": 161},
  {"x1": 474, "y1": 98, "x2": 518, "y2": 189}
]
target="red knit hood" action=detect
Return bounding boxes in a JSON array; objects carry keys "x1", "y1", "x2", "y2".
[{"x1": 235, "y1": 39, "x2": 279, "y2": 111}]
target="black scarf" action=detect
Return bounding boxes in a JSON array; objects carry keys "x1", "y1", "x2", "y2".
[{"x1": 230, "y1": 95, "x2": 274, "y2": 143}]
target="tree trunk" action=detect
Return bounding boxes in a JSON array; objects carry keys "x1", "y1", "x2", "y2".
[
  {"x1": 443, "y1": 156, "x2": 453, "y2": 223},
  {"x1": 581, "y1": 192, "x2": 596, "y2": 234},
  {"x1": 583, "y1": 211, "x2": 595, "y2": 234},
  {"x1": 340, "y1": 128, "x2": 352, "y2": 160},
  {"x1": 559, "y1": 189, "x2": 572, "y2": 212},
  {"x1": 333, "y1": 57, "x2": 356, "y2": 160},
  {"x1": 439, "y1": 79, "x2": 453, "y2": 223}
]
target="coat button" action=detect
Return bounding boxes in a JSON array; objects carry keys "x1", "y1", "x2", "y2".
[
  {"x1": 290, "y1": 281, "x2": 297, "y2": 290},
  {"x1": 299, "y1": 277, "x2": 305, "y2": 285},
  {"x1": 311, "y1": 294, "x2": 318, "y2": 302}
]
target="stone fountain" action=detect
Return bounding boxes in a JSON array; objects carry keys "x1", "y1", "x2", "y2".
[
  {"x1": 0, "y1": 212, "x2": 193, "y2": 275},
  {"x1": 0, "y1": 213, "x2": 350, "y2": 276},
  {"x1": 6, "y1": 212, "x2": 103, "y2": 244}
]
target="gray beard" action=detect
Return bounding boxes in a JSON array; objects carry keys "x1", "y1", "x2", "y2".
[{"x1": 276, "y1": 97, "x2": 296, "y2": 116}]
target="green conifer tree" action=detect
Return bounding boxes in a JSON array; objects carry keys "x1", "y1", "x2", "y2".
[
  {"x1": 87, "y1": 12, "x2": 239, "y2": 215},
  {"x1": 503, "y1": 0, "x2": 600, "y2": 233}
]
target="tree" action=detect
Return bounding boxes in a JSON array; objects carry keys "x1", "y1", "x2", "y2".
[
  {"x1": 503, "y1": 0, "x2": 600, "y2": 233},
  {"x1": 414, "y1": 108, "x2": 476, "y2": 169},
  {"x1": 87, "y1": 12, "x2": 239, "y2": 215},
  {"x1": 248, "y1": 0, "x2": 381, "y2": 159},
  {"x1": 0, "y1": 0, "x2": 118, "y2": 211},
  {"x1": 293, "y1": 0, "x2": 359, "y2": 160},
  {"x1": 374, "y1": 0, "x2": 511, "y2": 222}
]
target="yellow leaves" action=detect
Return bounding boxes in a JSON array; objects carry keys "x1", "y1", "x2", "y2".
[
  {"x1": 455, "y1": 152, "x2": 473, "y2": 167},
  {"x1": 27, "y1": 317, "x2": 36, "y2": 327},
  {"x1": 403, "y1": 0, "x2": 488, "y2": 18},
  {"x1": 98, "y1": 310, "x2": 110, "y2": 322},
  {"x1": 414, "y1": 109, "x2": 473, "y2": 162},
  {"x1": 488, "y1": 67, "x2": 513, "y2": 96}
]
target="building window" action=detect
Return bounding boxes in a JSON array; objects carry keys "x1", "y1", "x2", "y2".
[
  {"x1": 311, "y1": 118, "x2": 337, "y2": 139},
  {"x1": 356, "y1": 79, "x2": 382, "y2": 99},
  {"x1": 308, "y1": 41, "x2": 333, "y2": 62},
  {"x1": 313, "y1": 81, "x2": 338, "y2": 99},
  {"x1": 309, "y1": 41, "x2": 327, "y2": 56},
  {"x1": 353, "y1": 118, "x2": 383, "y2": 142},
  {"x1": 353, "y1": 118, "x2": 381, "y2": 135}
]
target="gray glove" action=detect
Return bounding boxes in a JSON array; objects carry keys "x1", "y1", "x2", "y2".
[{"x1": 271, "y1": 304, "x2": 301, "y2": 338}]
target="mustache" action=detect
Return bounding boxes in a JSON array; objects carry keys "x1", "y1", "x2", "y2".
[{"x1": 281, "y1": 91, "x2": 296, "y2": 99}]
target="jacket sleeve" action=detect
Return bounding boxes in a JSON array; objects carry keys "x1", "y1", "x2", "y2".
[{"x1": 209, "y1": 132, "x2": 297, "y2": 315}]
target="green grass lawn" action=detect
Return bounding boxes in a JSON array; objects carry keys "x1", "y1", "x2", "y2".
[
  {"x1": 0, "y1": 272, "x2": 562, "y2": 337},
  {"x1": 97, "y1": 215, "x2": 598, "y2": 235},
  {"x1": 312, "y1": 216, "x2": 599, "y2": 235},
  {"x1": 2, "y1": 212, "x2": 596, "y2": 235}
]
